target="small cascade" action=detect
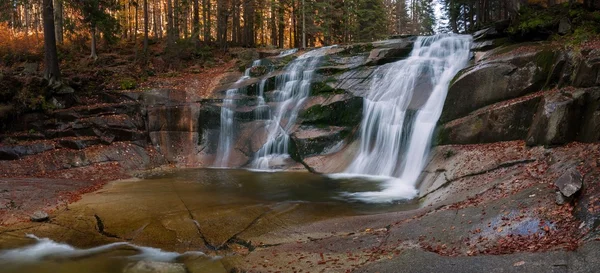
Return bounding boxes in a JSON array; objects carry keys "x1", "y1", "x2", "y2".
[
  {"x1": 334, "y1": 35, "x2": 471, "y2": 202},
  {"x1": 214, "y1": 60, "x2": 266, "y2": 167},
  {"x1": 251, "y1": 46, "x2": 334, "y2": 170},
  {"x1": 278, "y1": 48, "x2": 299, "y2": 57}
]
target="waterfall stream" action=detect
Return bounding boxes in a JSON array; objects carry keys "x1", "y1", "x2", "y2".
[
  {"x1": 214, "y1": 60, "x2": 266, "y2": 167},
  {"x1": 332, "y1": 35, "x2": 472, "y2": 203},
  {"x1": 251, "y1": 46, "x2": 334, "y2": 170}
]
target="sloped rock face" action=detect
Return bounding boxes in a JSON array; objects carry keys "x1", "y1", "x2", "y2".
[
  {"x1": 143, "y1": 89, "x2": 204, "y2": 166},
  {"x1": 438, "y1": 41, "x2": 600, "y2": 147}
]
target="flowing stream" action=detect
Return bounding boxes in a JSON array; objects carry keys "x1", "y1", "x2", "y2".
[
  {"x1": 214, "y1": 60, "x2": 269, "y2": 167},
  {"x1": 250, "y1": 46, "x2": 334, "y2": 170},
  {"x1": 332, "y1": 35, "x2": 472, "y2": 203}
]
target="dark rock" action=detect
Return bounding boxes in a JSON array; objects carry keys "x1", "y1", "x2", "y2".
[
  {"x1": 30, "y1": 210, "x2": 49, "y2": 222},
  {"x1": 558, "y1": 18, "x2": 572, "y2": 35},
  {"x1": 573, "y1": 49, "x2": 600, "y2": 88},
  {"x1": 58, "y1": 138, "x2": 101, "y2": 150},
  {"x1": 365, "y1": 46, "x2": 413, "y2": 66},
  {"x1": 249, "y1": 65, "x2": 268, "y2": 77},
  {"x1": 579, "y1": 88, "x2": 600, "y2": 142},
  {"x1": 526, "y1": 90, "x2": 586, "y2": 146},
  {"x1": 300, "y1": 95, "x2": 363, "y2": 127},
  {"x1": 471, "y1": 38, "x2": 508, "y2": 52},
  {"x1": 198, "y1": 103, "x2": 222, "y2": 129},
  {"x1": 438, "y1": 95, "x2": 541, "y2": 145},
  {"x1": 442, "y1": 47, "x2": 557, "y2": 123},
  {"x1": 473, "y1": 27, "x2": 504, "y2": 42},
  {"x1": 555, "y1": 168, "x2": 583, "y2": 198},
  {"x1": 291, "y1": 126, "x2": 350, "y2": 158},
  {"x1": 22, "y1": 62, "x2": 38, "y2": 75},
  {"x1": 330, "y1": 66, "x2": 376, "y2": 97},
  {"x1": 0, "y1": 143, "x2": 55, "y2": 160}
]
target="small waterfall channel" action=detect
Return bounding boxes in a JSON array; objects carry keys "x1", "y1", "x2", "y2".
[
  {"x1": 214, "y1": 47, "x2": 331, "y2": 169},
  {"x1": 332, "y1": 35, "x2": 472, "y2": 203},
  {"x1": 214, "y1": 59, "x2": 270, "y2": 167},
  {"x1": 251, "y1": 46, "x2": 334, "y2": 170}
]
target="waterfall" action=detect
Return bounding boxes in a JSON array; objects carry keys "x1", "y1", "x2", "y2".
[
  {"x1": 214, "y1": 60, "x2": 266, "y2": 167},
  {"x1": 332, "y1": 35, "x2": 472, "y2": 203},
  {"x1": 251, "y1": 46, "x2": 335, "y2": 170}
]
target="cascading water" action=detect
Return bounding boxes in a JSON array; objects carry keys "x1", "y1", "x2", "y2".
[
  {"x1": 251, "y1": 46, "x2": 334, "y2": 170},
  {"x1": 332, "y1": 35, "x2": 471, "y2": 203},
  {"x1": 214, "y1": 60, "x2": 267, "y2": 167}
]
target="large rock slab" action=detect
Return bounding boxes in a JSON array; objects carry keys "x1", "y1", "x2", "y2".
[
  {"x1": 437, "y1": 94, "x2": 542, "y2": 145},
  {"x1": 526, "y1": 90, "x2": 586, "y2": 146},
  {"x1": 441, "y1": 45, "x2": 558, "y2": 123}
]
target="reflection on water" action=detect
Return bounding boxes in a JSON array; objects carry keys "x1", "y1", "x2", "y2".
[
  {"x1": 0, "y1": 168, "x2": 417, "y2": 273},
  {"x1": 147, "y1": 168, "x2": 419, "y2": 213}
]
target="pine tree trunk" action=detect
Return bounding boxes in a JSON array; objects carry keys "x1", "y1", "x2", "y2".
[
  {"x1": 167, "y1": 0, "x2": 174, "y2": 45},
  {"x1": 90, "y1": 25, "x2": 98, "y2": 59},
  {"x1": 174, "y1": 0, "x2": 180, "y2": 39},
  {"x1": 144, "y1": 0, "x2": 149, "y2": 54},
  {"x1": 270, "y1": 0, "x2": 277, "y2": 46},
  {"x1": 193, "y1": 0, "x2": 200, "y2": 44},
  {"x1": 243, "y1": 0, "x2": 255, "y2": 47},
  {"x1": 278, "y1": 0, "x2": 284, "y2": 48},
  {"x1": 42, "y1": 0, "x2": 60, "y2": 85}
]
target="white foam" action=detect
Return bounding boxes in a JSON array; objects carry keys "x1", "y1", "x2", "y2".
[{"x1": 0, "y1": 234, "x2": 207, "y2": 262}]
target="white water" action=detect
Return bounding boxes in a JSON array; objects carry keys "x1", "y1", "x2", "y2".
[
  {"x1": 214, "y1": 60, "x2": 267, "y2": 167},
  {"x1": 251, "y1": 46, "x2": 335, "y2": 170},
  {"x1": 336, "y1": 35, "x2": 471, "y2": 203},
  {"x1": 0, "y1": 234, "x2": 207, "y2": 262}
]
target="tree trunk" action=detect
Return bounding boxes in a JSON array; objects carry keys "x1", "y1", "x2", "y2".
[
  {"x1": 193, "y1": 0, "x2": 200, "y2": 44},
  {"x1": 174, "y1": 0, "x2": 180, "y2": 39},
  {"x1": 232, "y1": 0, "x2": 239, "y2": 45},
  {"x1": 243, "y1": 0, "x2": 255, "y2": 47},
  {"x1": 53, "y1": 0, "x2": 63, "y2": 44},
  {"x1": 278, "y1": 0, "x2": 284, "y2": 48},
  {"x1": 167, "y1": 0, "x2": 174, "y2": 45},
  {"x1": 202, "y1": 0, "x2": 212, "y2": 42},
  {"x1": 42, "y1": 0, "x2": 60, "y2": 85},
  {"x1": 90, "y1": 25, "x2": 98, "y2": 59},
  {"x1": 270, "y1": 0, "x2": 277, "y2": 46},
  {"x1": 144, "y1": 0, "x2": 149, "y2": 54}
]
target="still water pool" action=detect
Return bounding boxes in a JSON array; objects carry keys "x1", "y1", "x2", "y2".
[{"x1": 0, "y1": 168, "x2": 417, "y2": 273}]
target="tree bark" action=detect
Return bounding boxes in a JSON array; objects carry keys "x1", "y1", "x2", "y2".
[
  {"x1": 193, "y1": 0, "x2": 200, "y2": 44},
  {"x1": 90, "y1": 25, "x2": 98, "y2": 59},
  {"x1": 144, "y1": 0, "x2": 149, "y2": 55},
  {"x1": 42, "y1": 0, "x2": 60, "y2": 85},
  {"x1": 278, "y1": 0, "x2": 284, "y2": 48},
  {"x1": 53, "y1": 0, "x2": 63, "y2": 44}
]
